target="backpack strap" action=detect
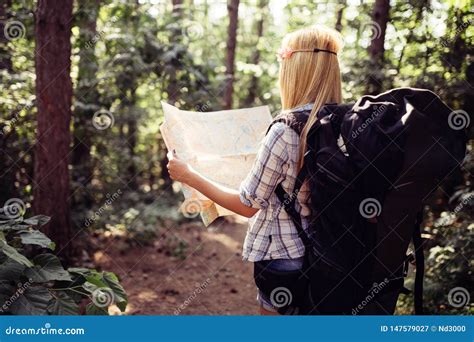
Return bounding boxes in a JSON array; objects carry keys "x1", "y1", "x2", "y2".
[
  {"x1": 362, "y1": 211, "x2": 424, "y2": 314},
  {"x1": 266, "y1": 110, "x2": 310, "y2": 136},
  {"x1": 267, "y1": 109, "x2": 312, "y2": 247},
  {"x1": 274, "y1": 167, "x2": 310, "y2": 247},
  {"x1": 413, "y1": 210, "x2": 424, "y2": 315}
]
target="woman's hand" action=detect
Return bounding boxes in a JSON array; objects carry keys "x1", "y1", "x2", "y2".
[
  {"x1": 165, "y1": 149, "x2": 257, "y2": 218},
  {"x1": 167, "y1": 150, "x2": 196, "y2": 185}
]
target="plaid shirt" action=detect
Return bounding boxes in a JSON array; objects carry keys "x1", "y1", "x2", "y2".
[{"x1": 239, "y1": 104, "x2": 312, "y2": 262}]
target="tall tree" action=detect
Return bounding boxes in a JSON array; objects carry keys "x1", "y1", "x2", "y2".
[
  {"x1": 335, "y1": 0, "x2": 346, "y2": 33},
  {"x1": 167, "y1": 0, "x2": 183, "y2": 106},
  {"x1": 223, "y1": 0, "x2": 239, "y2": 109},
  {"x1": 72, "y1": 0, "x2": 101, "y2": 208},
  {"x1": 244, "y1": 0, "x2": 268, "y2": 107},
  {"x1": 366, "y1": 0, "x2": 390, "y2": 95},
  {"x1": 159, "y1": 0, "x2": 183, "y2": 192},
  {"x1": 122, "y1": 0, "x2": 142, "y2": 190},
  {"x1": 33, "y1": 0, "x2": 74, "y2": 261},
  {"x1": 0, "y1": 0, "x2": 14, "y2": 203}
]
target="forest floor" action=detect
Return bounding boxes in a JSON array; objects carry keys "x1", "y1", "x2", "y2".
[{"x1": 92, "y1": 216, "x2": 257, "y2": 315}]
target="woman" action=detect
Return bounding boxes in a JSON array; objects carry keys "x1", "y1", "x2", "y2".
[{"x1": 167, "y1": 25, "x2": 343, "y2": 315}]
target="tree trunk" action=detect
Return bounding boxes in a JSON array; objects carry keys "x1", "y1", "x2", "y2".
[
  {"x1": 0, "y1": 0, "x2": 13, "y2": 71},
  {"x1": 0, "y1": 0, "x2": 14, "y2": 203},
  {"x1": 123, "y1": 1, "x2": 141, "y2": 191},
  {"x1": 34, "y1": 0, "x2": 74, "y2": 262},
  {"x1": 335, "y1": 0, "x2": 346, "y2": 32},
  {"x1": 72, "y1": 0, "x2": 100, "y2": 208},
  {"x1": 166, "y1": 0, "x2": 182, "y2": 106},
  {"x1": 223, "y1": 0, "x2": 239, "y2": 109},
  {"x1": 126, "y1": 102, "x2": 138, "y2": 190},
  {"x1": 366, "y1": 0, "x2": 390, "y2": 95},
  {"x1": 244, "y1": 0, "x2": 267, "y2": 107},
  {"x1": 160, "y1": 0, "x2": 183, "y2": 192}
]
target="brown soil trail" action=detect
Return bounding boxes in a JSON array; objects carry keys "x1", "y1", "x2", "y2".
[{"x1": 93, "y1": 217, "x2": 257, "y2": 315}]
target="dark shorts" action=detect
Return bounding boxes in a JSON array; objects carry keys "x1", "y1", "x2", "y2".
[{"x1": 254, "y1": 257, "x2": 305, "y2": 314}]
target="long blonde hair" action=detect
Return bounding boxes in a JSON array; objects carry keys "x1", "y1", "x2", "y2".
[{"x1": 278, "y1": 25, "x2": 343, "y2": 169}]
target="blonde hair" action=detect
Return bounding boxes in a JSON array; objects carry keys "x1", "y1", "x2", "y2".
[{"x1": 278, "y1": 25, "x2": 343, "y2": 169}]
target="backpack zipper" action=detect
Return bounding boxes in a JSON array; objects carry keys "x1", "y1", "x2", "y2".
[{"x1": 316, "y1": 162, "x2": 350, "y2": 187}]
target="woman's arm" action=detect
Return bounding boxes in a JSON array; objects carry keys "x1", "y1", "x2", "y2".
[{"x1": 167, "y1": 151, "x2": 258, "y2": 218}]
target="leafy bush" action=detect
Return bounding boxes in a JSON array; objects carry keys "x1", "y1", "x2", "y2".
[
  {"x1": 0, "y1": 215, "x2": 127, "y2": 315},
  {"x1": 76, "y1": 190, "x2": 189, "y2": 246}
]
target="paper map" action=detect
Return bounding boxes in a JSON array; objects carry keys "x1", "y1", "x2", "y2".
[{"x1": 160, "y1": 102, "x2": 272, "y2": 226}]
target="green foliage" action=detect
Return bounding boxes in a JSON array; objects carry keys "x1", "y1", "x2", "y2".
[
  {"x1": 0, "y1": 215, "x2": 127, "y2": 315},
  {"x1": 421, "y1": 148, "x2": 474, "y2": 315},
  {"x1": 1, "y1": 0, "x2": 472, "y2": 315}
]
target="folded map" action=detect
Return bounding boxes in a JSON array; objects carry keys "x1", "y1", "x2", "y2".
[{"x1": 160, "y1": 102, "x2": 272, "y2": 226}]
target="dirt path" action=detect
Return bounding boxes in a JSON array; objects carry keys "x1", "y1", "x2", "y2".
[{"x1": 93, "y1": 217, "x2": 257, "y2": 315}]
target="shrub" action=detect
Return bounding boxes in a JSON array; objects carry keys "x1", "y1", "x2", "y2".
[{"x1": 0, "y1": 215, "x2": 127, "y2": 315}]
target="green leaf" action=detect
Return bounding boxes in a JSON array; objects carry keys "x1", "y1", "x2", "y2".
[
  {"x1": 0, "y1": 222, "x2": 31, "y2": 231},
  {"x1": 10, "y1": 286, "x2": 52, "y2": 315},
  {"x1": 0, "y1": 240, "x2": 33, "y2": 267},
  {"x1": 82, "y1": 281, "x2": 102, "y2": 294},
  {"x1": 48, "y1": 292, "x2": 79, "y2": 315},
  {"x1": 103, "y1": 272, "x2": 128, "y2": 312},
  {"x1": 19, "y1": 230, "x2": 55, "y2": 250},
  {"x1": 23, "y1": 215, "x2": 50, "y2": 226},
  {"x1": 25, "y1": 254, "x2": 71, "y2": 282},
  {"x1": 85, "y1": 302, "x2": 109, "y2": 315},
  {"x1": 0, "y1": 258, "x2": 25, "y2": 281},
  {"x1": 68, "y1": 267, "x2": 94, "y2": 276},
  {"x1": 84, "y1": 272, "x2": 108, "y2": 288},
  {"x1": 81, "y1": 272, "x2": 127, "y2": 312}
]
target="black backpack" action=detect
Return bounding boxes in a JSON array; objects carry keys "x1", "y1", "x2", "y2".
[{"x1": 271, "y1": 88, "x2": 467, "y2": 315}]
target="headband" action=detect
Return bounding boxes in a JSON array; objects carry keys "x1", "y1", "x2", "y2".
[{"x1": 277, "y1": 47, "x2": 337, "y2": 61}]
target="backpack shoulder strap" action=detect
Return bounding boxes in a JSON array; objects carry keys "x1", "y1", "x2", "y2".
[
  {"x1": 266, "y1": 110, "x2": 310, "y2": 136},
  {"x1": 413, "y1": 210, "x2": 425, "y2": 315},
  {"x1": 267, "y1": 109, "x2": 311, "y2": 246},
  {"x1": 274, "y1": 167, "x2": 310, "y2": 246}
]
